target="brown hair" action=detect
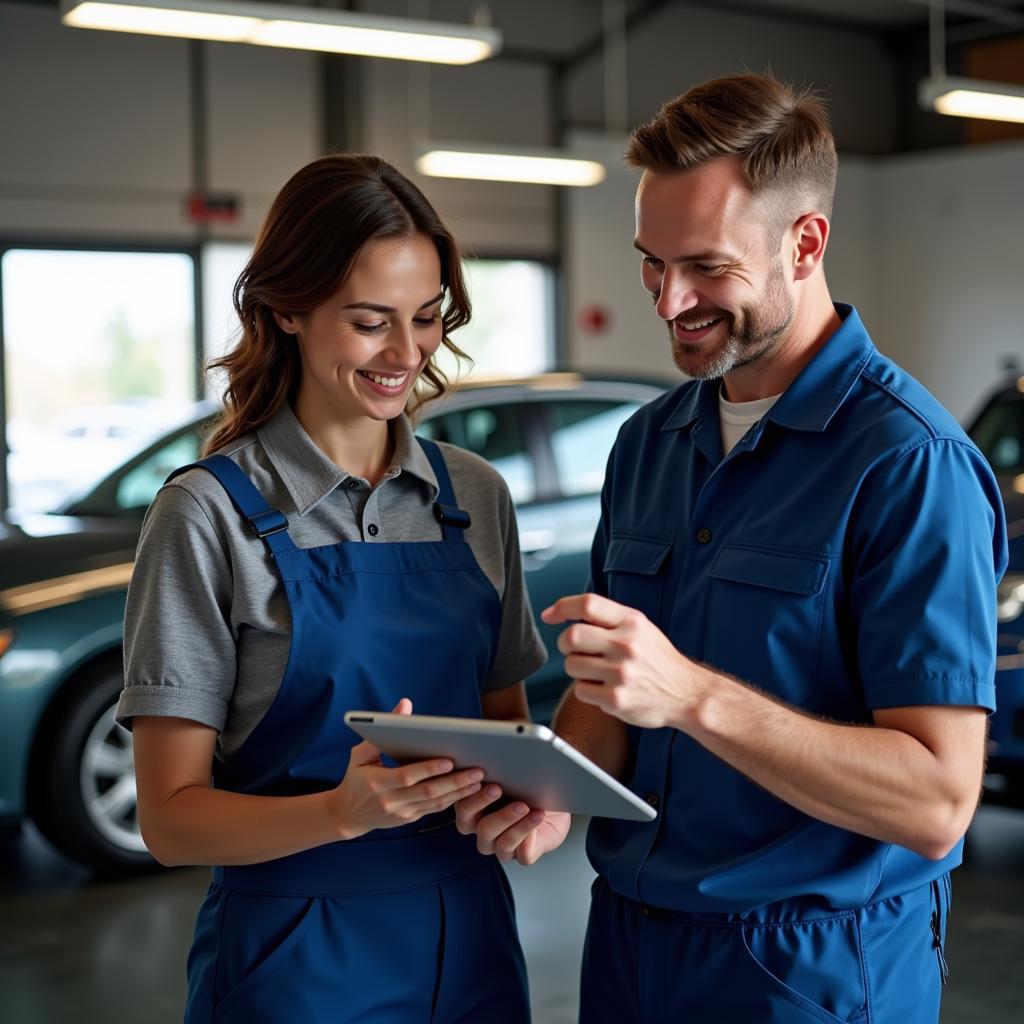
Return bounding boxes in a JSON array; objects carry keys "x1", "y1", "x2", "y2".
[
  {"x1": 204, "y1": 153, "x2": 471, "y2": 455},
  {"x1": 626, "y1": 72, "x2": 838, "y2": 235}
]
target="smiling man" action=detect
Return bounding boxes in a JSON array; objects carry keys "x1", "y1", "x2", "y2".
[{"x1": 543, "y1": 73, "x2": 1007, "y2": 1022}]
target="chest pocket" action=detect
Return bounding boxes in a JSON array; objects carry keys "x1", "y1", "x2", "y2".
[
  {"x1": 705, "y1": 545, "x2": 829, "y2": 705},
  {"x1": 604, "y1": 534, "x2": 673, "y2": 626}
]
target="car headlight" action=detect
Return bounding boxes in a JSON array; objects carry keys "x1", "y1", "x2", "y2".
[{"x1": 997, "y1": 573, "x2": 1024, "y2": 623}]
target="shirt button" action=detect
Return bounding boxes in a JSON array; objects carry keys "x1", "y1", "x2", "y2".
[
  {"x1": 347, "y1": 479, "x2": 360, "y2": 490},
  {"x1": 645, "y1": 792, "x2": 659, "y2": 808},
  {"x1": 367, "y1": 523, "x2": 379, "y2": 537},
  {"x1": 696, "y1": 527, "x2": 712, "y2": 545},
  {"x1": 639, "y1": 905, "x2": 650, "y2": 918}
]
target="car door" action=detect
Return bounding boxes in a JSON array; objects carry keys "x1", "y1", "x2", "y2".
[{"x1": 520, "y1": 396, "x2": 646, "y2": 716}]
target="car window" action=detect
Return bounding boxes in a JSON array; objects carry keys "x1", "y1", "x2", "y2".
[
  {"x1": 419, "y1": 405, "x2": 535, "y2": 503},
  {"x1": 549, "y1": 400, "x2": 641, "y2": 497},
  {"x1": 114, "y1": 431, "x2": 203, "y2": 512},
  {"x1": 971, "y1": 396, "x2": 1024, "y2": 473}
]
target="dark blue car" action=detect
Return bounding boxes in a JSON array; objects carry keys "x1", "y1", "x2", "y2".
[{"x1": 967, "y1": 372, "x2": 1024, "y2": 803}]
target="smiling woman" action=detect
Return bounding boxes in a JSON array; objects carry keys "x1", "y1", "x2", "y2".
[{"x1": 117, "y1": 153, "x2": 556, "y2": 1024}]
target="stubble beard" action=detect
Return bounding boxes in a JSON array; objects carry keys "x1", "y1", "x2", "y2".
[{"x1": 668, "y1": 259, "x2": 794, "y2": 381}]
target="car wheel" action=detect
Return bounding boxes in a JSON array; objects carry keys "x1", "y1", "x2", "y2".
[{"x1": 29, "y1": 660, "x2": 155, "y2": 873}]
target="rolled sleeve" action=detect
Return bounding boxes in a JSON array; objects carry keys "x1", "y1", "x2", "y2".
[
  {"x1": 850, "y1": 438, "x2": 1006, "y2": 713},
  {"x1": 117, "y1": 484, "x2": 237, "y2": 730}
]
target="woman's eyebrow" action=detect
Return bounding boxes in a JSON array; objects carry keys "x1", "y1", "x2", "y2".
[{"x1": 343, "y1": 291, "x2": 444, "y2": 314}]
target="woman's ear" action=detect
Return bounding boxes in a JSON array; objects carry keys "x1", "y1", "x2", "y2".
[{"x1": 273, "y1": 312, "x2": 301, "y2": 335}]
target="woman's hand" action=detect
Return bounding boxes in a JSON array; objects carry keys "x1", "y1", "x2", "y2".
[
  {"x1": 327, "y1": 698, "x2": 485, "y2": 840},
  {"x1": 455, "y1": 785, "x2": 572, "y2": 866}
]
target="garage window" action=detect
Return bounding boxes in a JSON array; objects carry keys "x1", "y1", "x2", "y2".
[{"x1": 1, "y1": 247, "x2": 197, "y2": 512}]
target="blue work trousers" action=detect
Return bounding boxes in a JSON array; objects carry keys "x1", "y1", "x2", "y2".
[{"x1": 580, "y1": 876, "x2": 949, "y2": 1023}]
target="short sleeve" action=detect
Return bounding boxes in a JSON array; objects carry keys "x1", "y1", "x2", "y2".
[
  {"x1": 850, "y1": 438, "x2": 1007, "y2": 712},
  {"x1": 117, "y1": 484, "x2": 237, "y2": 731},
  {"x1": 482, "y1": 484, "x2": 548, "y2": 692}
]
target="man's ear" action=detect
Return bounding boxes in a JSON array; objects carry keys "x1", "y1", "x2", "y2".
[
  {"x1": 273, "y1": 311, "x2": 301, "y2": 335},
  {"x1": 790, "y1": 212, "x2": 830, "y2": 282}
]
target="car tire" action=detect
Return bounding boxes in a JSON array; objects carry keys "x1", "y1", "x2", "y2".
[{"x1": 28, "y1": 659, "x2": 156, "y2": 874}]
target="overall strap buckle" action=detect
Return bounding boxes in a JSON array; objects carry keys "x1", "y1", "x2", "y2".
[
  {"x1": 433, "y1": 503, "x2": 471, "y2": 530},
  {"x1": 250, "y1": 509, "x2": 289, "y2": 539}
]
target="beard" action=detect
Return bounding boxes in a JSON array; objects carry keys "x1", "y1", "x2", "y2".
[{"x1": 667, "y1": 259, "x2": 793, "y2": 380}]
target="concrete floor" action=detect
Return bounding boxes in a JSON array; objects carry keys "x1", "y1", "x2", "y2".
[{"x1": 1, "y1": 807, "x2": 1023, "y2": 1023}]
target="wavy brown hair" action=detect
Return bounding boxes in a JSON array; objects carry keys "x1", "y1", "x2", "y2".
[{"x1": 204, "y1": 154, "x2": 471, "y2": 455}]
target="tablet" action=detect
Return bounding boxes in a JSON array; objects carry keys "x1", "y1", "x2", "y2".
[{"x1": 344, "y1": 711, "x2": 656, "y2": 822}]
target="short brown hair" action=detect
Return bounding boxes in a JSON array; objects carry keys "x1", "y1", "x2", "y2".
[
  {"x1": 626, "y1": 72, "x2": 838, "y2": 230},
  {"x1": 204, "y1": 154, "x2": 470, "y2": 455}
]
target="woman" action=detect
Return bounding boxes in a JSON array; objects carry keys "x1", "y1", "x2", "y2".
[{"x1": 119, "y1": 154, "x2": 569, "y2": 1023}]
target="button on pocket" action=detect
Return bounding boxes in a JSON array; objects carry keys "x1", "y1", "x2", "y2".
[
  {"x1": 603, "y1": 534, "x2": 673, "y2": 625},
  {"x1": 705, "y1": 545, "x2": 829, "y2": 704}
]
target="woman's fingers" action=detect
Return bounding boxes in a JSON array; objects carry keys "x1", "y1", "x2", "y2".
[
  {"x1": 409, "y1": 779, "x2": 484, "y2": 813},
  {"x1": 348, "y1": 738, "x2": 383, "y2": 767},
  {"x1": 407, "y1": 767, "x2": 484, "y2": 802}
]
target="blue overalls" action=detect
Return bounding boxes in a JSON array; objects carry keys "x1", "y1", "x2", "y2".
[
  {"x1": 173, "y1": 440, "x2": 530, "y2": 1024},
  {"x1": 578, "y1": 306, "x2": 1004, "y2": 1022}
]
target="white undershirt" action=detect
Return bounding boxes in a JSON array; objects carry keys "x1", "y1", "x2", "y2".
[{"x1": 719, "y1": 388, "x2": 783, "y2": 456}]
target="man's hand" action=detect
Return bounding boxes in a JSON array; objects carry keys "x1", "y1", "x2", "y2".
[
  {"x1": 541, "y1": 593, "x2": 711, "y2": 731},
  {"x1": 455, "y1": 784, "x2": 572, "y2": 865}
]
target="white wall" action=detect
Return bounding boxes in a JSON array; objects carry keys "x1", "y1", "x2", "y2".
[
  {"x1": 873, "y1": 142, "x2": 1024, "y2": 422},
  {"x1": 0, "y1": 4, "x2": 321, "y2": 242}
]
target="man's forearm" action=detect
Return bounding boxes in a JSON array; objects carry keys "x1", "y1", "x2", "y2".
[
  {"x1": 553, "y1": 687, "x2": 629, "y2": 779},
  {"x1": 677, "y1": 672, "x2": 985, "y2": 860}
]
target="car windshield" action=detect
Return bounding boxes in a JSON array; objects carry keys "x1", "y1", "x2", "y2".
[{"x1": 970, "y1": 394, "x2": 1024, "y2": 473}]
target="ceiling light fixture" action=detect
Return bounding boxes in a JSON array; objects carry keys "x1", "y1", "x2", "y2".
[
  {"x1": 415, "y1": 143, "x2": 606, "y2": 187},
  {"x1": 918, "y1": 75, "x2": 1024, "y2": 124},
  {"x1": 59, "y1": 0, "x2": 501, "y2": 64},
  {"x1": 918, "y1": 0, "x2": 1024, "y2": 124}
]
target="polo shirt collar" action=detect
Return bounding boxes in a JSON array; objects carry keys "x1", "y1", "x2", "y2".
[
  {"x1": 660, "y1": 303, "x2": 875, "y2": 436},
  {"x1": 257, "y1": 403, "x2": 439, "y2": 515}
]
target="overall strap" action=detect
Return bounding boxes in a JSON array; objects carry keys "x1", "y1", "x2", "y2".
[
  {"x1": 416, "y1": 437, "x2": 472, "y2": 542},
  {"x1": 167, "y1": 455, "x2": 297, "y2": 555}
]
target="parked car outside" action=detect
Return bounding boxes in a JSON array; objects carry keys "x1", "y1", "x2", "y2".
[
  {"x1": 6, "y1": 400, "x2": 192, "y2": 513},
  {"x1": 966, "y1": 371, "x2": 1024, "y2": 805},
  {"x1": 0, "y1": 374, "x2": 667, "y2": 871}
]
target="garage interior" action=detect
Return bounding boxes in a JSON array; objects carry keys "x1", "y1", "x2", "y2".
[{"x1": 2, "y1": 0, "x2": 1024, "y2": 1021}]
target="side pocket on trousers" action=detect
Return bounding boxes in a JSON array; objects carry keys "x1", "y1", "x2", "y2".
[{"x1": 212, "y1": 895, "x2": 318, "y2": 1023}]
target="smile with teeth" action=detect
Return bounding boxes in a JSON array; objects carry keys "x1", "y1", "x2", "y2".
[
  {"x1": 679, "y1": 316, "x2": 723, "y2": 332},
  {"x1": 359, "y1": 370, "x2": 408, "y2": 388}
]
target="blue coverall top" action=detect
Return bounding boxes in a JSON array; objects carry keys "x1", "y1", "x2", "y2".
[{"x1": 587, "y1": 304, "x2": 1007, "y2": 915}]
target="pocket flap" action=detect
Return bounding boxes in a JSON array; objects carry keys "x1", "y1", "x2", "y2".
[
  {"x1": 708, "y1": 546, "x2": 828, "y2": 596},
  {"x1": 604, "y1": 535, "x2": 672, "y2": 575}
]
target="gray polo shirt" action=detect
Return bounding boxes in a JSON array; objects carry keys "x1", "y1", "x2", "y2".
[{"x1": 117, "y1": 403, "x2": 548, "y2": 760}]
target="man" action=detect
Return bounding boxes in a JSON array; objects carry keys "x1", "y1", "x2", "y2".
[{"x1": 458, "y1": 73, "x2": 1005, "y2": 1022}]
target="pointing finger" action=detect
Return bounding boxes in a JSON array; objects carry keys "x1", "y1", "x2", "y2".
[{"x1": 542, "y1": 593, "x2": 630, "y2": 628}]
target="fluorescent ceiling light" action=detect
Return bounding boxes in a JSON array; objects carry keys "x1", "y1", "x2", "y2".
[
  {"x1": 416, "y1": 145, "x2": 607, "y2": 187},
  {"x1": 60, "y1": 0, "x2": 501, "y2": 64},
  {"x1": 918, "y1": 75, "x2": 1024, "y2": 125}
]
